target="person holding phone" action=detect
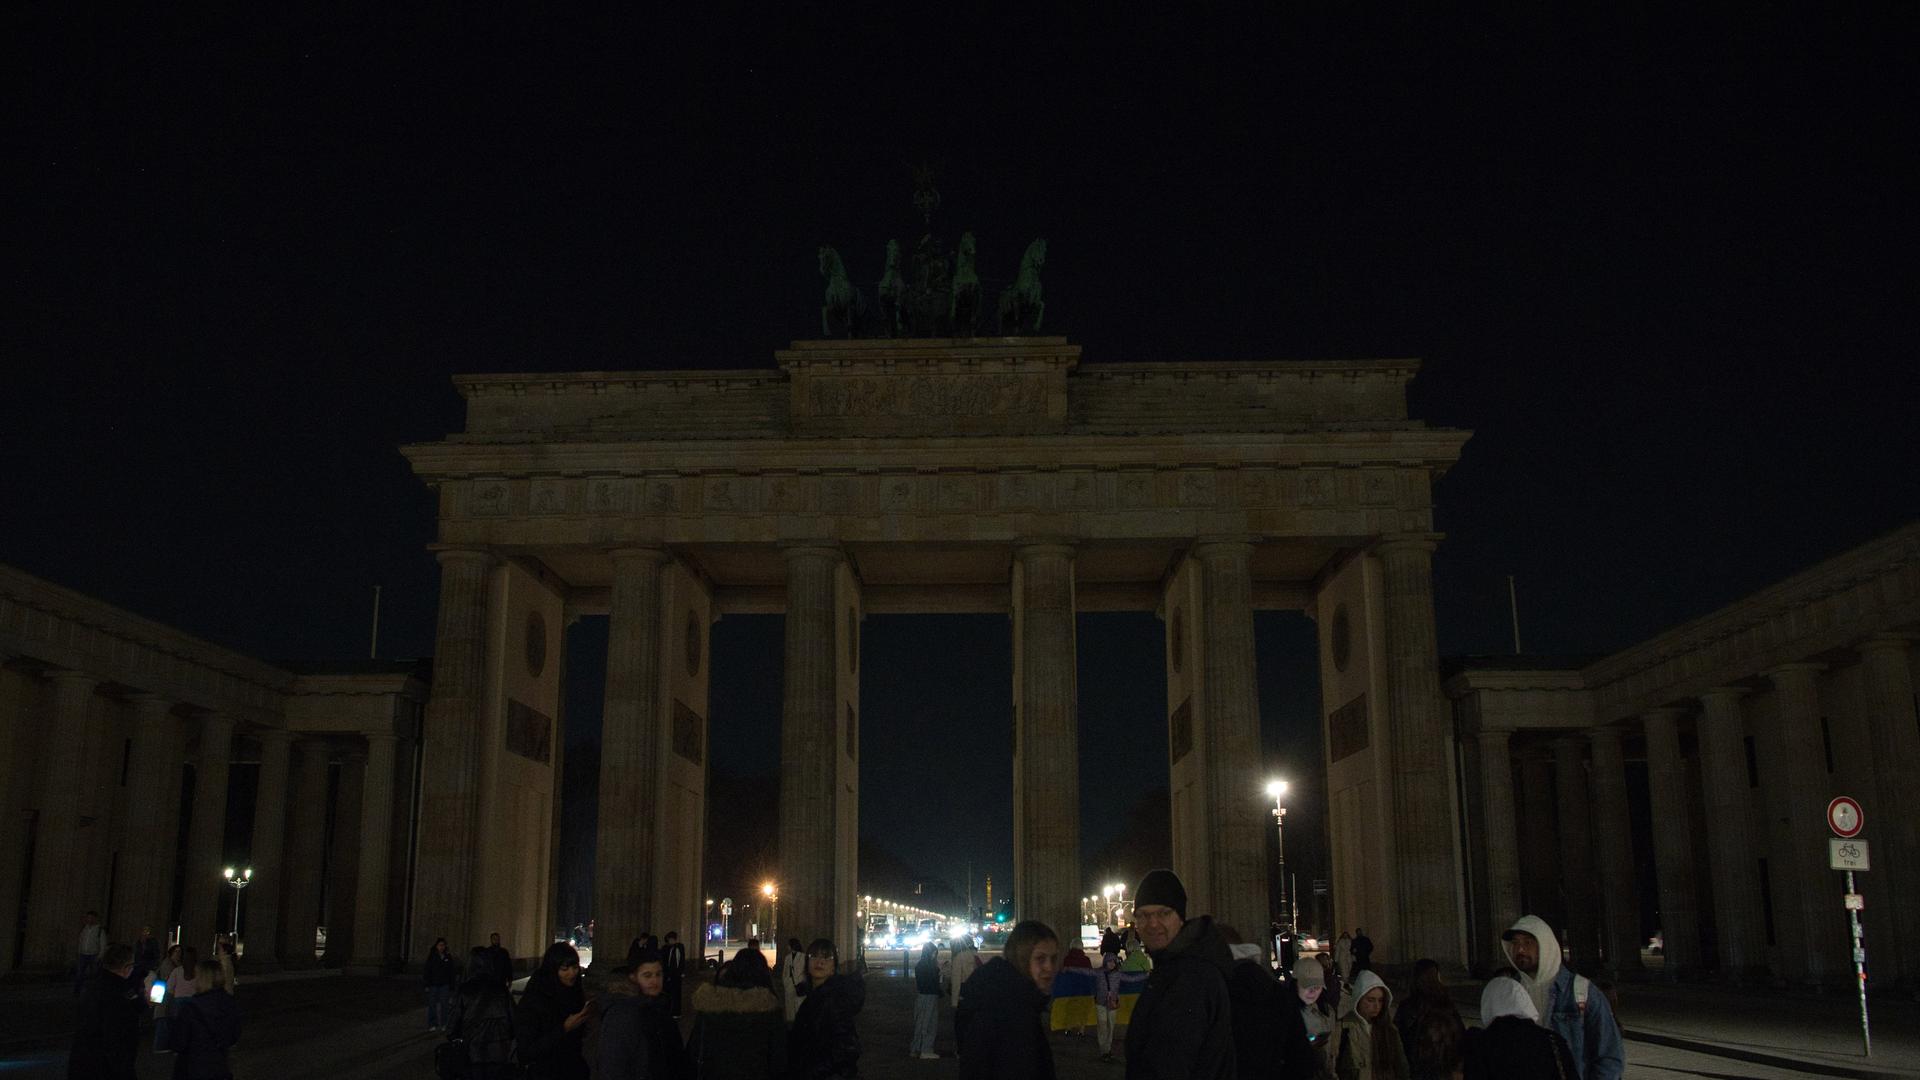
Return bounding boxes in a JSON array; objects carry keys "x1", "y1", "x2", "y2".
[{"x1": 515, "y1": 941, "x2": 592, "y2": 1080}]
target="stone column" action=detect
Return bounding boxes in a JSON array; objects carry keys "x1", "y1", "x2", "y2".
[
  {"x1": 244, "y1": 728, "x2": 293, "y2": 967},
  {"x1": 780, "y1": 546, "x2": 842, "y2": 949},
  {"x1": 179, "y1": 713, "x2": 235, "y2": 950},
  {"x1": 1375, "y1": 537, "x2": 1464, "y2": 964},
  {"x1": 1517, "y1": 754, "x2": 1562, "y2": 926},
  {"x1": 1643, "y1": 707, "x2": 1701, "y2": 977},
  {"x1": 1193, "y1": 541, "x2": 1268, "y2": 942},
  {"x1": 411, "y1": 548, "x2": 494, "y2": 958},
  {"x1": 350, "y1": 732, "x2": 400, "y2": 972},
  {"x1": 1013, "y1": 543, "x2": 1083, "y2": 941},
  {"x1": 1858, "y1": 637, "x2": 1920, "y2": 985},
  {"x1": 1695, "y1": 688, "x2": 1765, "y2": 980},
  {"x1": 1768, "y1": 662, "x2": 1835, "y2": 987},
  {"x1": 595, "y1": 547, "x2": 670, "y2": 955},
  {"x1": 1587, "y1": 727, "x2": 1643, "y2": 973},
  {"x1": 1553, "y1": 737, "x2": 1600, "y2": 964},
  {"x1": 1476, "y1": 728, "x2": 1523, "y2": 952},
  {"x1": 280, "y1": 738, "x2": 331, "y2": 965},
  {"x1": 24, "y1": 671, "x2": 100, "y2": 968},
  {"x1": 110, "y1": 695, "x2": 182, "y2": 940},
  {"x1": 322, "y1": 751, "x2": 365, "y2": 965}
]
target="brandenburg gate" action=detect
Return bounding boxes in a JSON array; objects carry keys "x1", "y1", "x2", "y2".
[{"x1": 401, "y1": 337, "x2": 1472, "y2": 965}]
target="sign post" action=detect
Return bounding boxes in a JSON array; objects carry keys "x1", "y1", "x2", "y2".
[{"x1": 1826, "y1": 797, "x2": 1870, "y2": 1058}]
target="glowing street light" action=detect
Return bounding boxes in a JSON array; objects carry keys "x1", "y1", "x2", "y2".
[
  {"x1": 1266, "y1": 779, "x2": 1294, "y2": 934},
  {"x1": 223, "y1": 866, "x2": 253, "y2": 942},
  {"x1": 763, "y1": 881, "x2": 778, "y2": 942}
]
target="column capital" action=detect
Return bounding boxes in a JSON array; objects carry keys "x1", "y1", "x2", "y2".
[
  {"x1": 430, "y1": 545, "x2": 498, "y2": 563},
  {"x1": 1190, "y1": 535, "x2": 1254, "y2": 555},
  {"x1": 1642, "y1": 705, "x2": 1689, "y2": 724},
  {"x1": 1588, "y1": 724, "x2": 1627, "y2": 745},
  {"x1": 125, "y1": 693, "x2": 177, "y2": 722},
  {"x1": 1857, "y1": 634, "x2": 1914, "y2": 658},
  {"x1": 1014, "y1": 540, "x2": 1077, "y2": 562},
  {"x1": 362, "y1": 730, "x2": 401, "y2": 747},
  {"x1": 1698, "y1": 685, "x2": 1749, "y2": 701},
  {"x1": 608, "y1": 545, "x2": 672, "y2": 565},
  {"x1": 254, "y1": 726, "x2": 295, "y2": 747},
  {"x1": 1371, "y1": 532, "x2": 1445, "y2": 558},
  {"x1": 780, "y1": 542, "x2": 844, "y2": 563},
  {"x1": 1765, "y1": 661, "x2": 1827, "y2": 682}
]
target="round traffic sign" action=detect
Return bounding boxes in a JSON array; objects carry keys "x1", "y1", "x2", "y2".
[{"x1": 1827, "y1": 796, "x2": 1864, "y2": 838}]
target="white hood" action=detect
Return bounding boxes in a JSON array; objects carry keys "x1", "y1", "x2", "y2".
[
  {"x1": 1479, "y1": 975, "x2": 1539, "y2": 1023},
  {"x1": 1340, "y1": 968, "x2": 1394, "y2": 1030},
  {"x1": 1499, "y1": 914, "x2": 1562, "y2": 1023}
]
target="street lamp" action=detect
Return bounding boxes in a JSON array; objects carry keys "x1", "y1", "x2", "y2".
[
  {"x1": 223, "y1": 866, "x2": 253, "y2": 944},
  {"x1": 763, "y1": 881, "x2": 777, "y2": 944},
  {"x1": 1265, "y1": 780, "x2": 1294, "y2": 934}
]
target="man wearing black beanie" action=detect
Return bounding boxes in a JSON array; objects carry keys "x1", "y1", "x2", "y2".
[{"x1": 1124, "y1": 868, "x2": 1236, "y2": 1079}]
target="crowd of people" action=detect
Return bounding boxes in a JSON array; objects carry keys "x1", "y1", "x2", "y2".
[
  {"x1": 427, "y1": 870, "x2": 1621, "y2": 1080},
  {"x1": 65, "y1": 911, "x2": 244, "y2": 1080}
]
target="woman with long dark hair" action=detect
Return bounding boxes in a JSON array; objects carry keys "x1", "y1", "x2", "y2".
[
  {"x1": 786, "y1": 939, "x2": 863, "y2": 1079},
  {"x1": 424, "y1": 937, "x2": 459, "y2": 1031},
  {"x1": 516, "y1": 941, "x2": 593, "y2": 1080}
]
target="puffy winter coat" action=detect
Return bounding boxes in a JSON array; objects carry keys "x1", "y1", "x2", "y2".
[
  {"x1": 786, "y1": 973, "x2": 864, "y2": 1079},
  {"x1": 167, "y1": 987, "x2": 242, "y2": 1080},
  {"x1": 687, "y1": 981, "x2": 786, "y2": 1079}
]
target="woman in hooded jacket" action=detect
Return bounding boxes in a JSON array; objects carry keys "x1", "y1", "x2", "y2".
[
  {"x1": 687, "y1": 948, "x2": 786, "y2": 1078},
  {"x1": 515, "y1": 942, "x2": 593, "y2": 1080},
  {"x1": 167, "y1": 959, "x2": 241, "y2": 1080},
  {"x1": 1335, "y1": 970, "x2": 1408, "y2": 1080}
]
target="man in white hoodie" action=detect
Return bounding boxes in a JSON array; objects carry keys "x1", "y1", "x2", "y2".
[{"x1": 1500, "y1": 915, "x2": 1625, "y2": 1080}]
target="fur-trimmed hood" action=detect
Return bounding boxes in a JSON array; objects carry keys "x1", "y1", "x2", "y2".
[{"x1": 692, "y1": 981, "x2": 781, "y2": 1015}]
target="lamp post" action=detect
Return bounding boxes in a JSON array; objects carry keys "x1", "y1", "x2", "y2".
[
  {"x1": 720, "y1": 897, "x2": 733, "y2": 954},
  {"x1": 223, "y1": 866, "x2": 253, "y2": 945},
  {"x1": 1265, "y1": 780, "x2": 1293, "y2": 934},
  {"x1": 762, "y1": 882, "x2": 777, "y2": 945}
]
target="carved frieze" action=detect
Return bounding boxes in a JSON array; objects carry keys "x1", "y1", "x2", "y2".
[{"x1": 805, "y1": 372, "x2": 1050, "y2": 419}]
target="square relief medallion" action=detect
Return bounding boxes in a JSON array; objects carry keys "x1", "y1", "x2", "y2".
[{"x1": 469, "y1": 480, "x2": 511, "y2": 516}]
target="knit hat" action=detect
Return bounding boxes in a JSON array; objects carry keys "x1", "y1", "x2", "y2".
[
  {"x1": 1133, "y1": 869, "x2": 1187, "y2": 919},
  {"x1": 1291, "y1": 957, "x2": 1324, "y2": 988}
]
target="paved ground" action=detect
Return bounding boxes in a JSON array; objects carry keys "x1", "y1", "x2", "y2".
[{"x1": 4, "y1": 965, "x2": 1916, "y2": 1078}]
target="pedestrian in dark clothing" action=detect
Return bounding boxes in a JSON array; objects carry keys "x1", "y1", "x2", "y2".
[
  {"x1": 787, "y1": 938, "x2": 864, "y2": 1079},
  {"x1": 168, "y1": 959, "x2": 242, "y2": 1080},
  {"x1": 449, "y1": 947, "x2": 519, "y2": 1080},
  {"x1": 662, "y1": 932, "x2": 687, "y2": 1019},
  {"x1": 1463, "y1": 977, "x2": 1578, "y2": 1080},
  {"x1": 687, "y1": 950, "x2": 786, "y2": 1079},
  {"x1": 1393, "y1": 960, "x2": 1464, "y2": 1080},
  {"x1": 1349, "y1": 930, "x2": 1374, "y2": 975},
  {"x1": 425, "y1": 937, "x2": 459, "y2": 1031},
  {"x1": 516, "y1": 942, "x2": 593, "y2": 1080},
  {"x1": 1219, "y1": 924, "x2": 1316, "y2": 1080},
  {"x1": 70, "y1": 943, "x2": 140, "y2": 1080},
  {"x1": 910, "y1": 942, "x2": 944, "y2": 1058},
  {"x1": 132, "y1": 928, "x2": 161, "y2": 985},
  {"x1": 484, "y1": 932, "x2": 514, "y2": 985},
  {"x1": 1124, "y1": 869, "x2": 1236, "y2": 1080},
  {"x1": 954, "y1": 920, "x2": 1060, "y2": 1080},
  {"x1": 598, "y1": 947, "x2": 692, "y2": 1080}
]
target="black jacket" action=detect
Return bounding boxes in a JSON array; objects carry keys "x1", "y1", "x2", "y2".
[
  {"x1": 1124, "y1": 914, "x2": 1237, "y2": 1080},
  {"x1": 450, "y1": 977, "x2": 517, "y2": 1077},
  {"x1": 914, "y1": 954, "x2": 943, "y2": 996},
  {"x1": 167, "y1": 988, "x2": 242, "y2": 1080},
  {"x1": 1463, "y1": 1018, "x2": 1578, "y2": 1080},
  {"x1": 69, "y1": 967, "x2": 142, "y2": 1080},
  {"x1": 786, "y1": 973, "x2": 864, "y2": 1079},
  {"x1": 424, "y1": 948, "x2": 460, "y2": 988},
  {"x1": 954, "y1": 956, "x2": 1055, "y2": 1080},
  {"x1": 687, "y1": 982, "x2": 787, "y2": 1079},
  {"x1": 484, "y1": 944, "x2": 514, "y2": 985},
  {"x1": 516, "y1": 974, "x2": 590, "y2": 1080},
  {"x1": 598, "y1": 988, "x2": 691, "y2": 1080},
  {"x1": 1226, "y1": 955, "x2": 1315, "y2": 1080}
]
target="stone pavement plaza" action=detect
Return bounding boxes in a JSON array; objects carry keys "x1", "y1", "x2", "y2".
[{"x1": 5, "y1": 966, "x2": 1918, "y2": 1079}]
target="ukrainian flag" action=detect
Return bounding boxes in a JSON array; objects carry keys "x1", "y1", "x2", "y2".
[{"x1": 1048, "y1": 967, "x2": 1150, "y2": 1030}]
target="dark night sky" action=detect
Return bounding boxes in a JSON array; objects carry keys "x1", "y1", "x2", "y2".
[{"x1": 7, "y1": 8, "x2": 1915, "y2": 915}]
